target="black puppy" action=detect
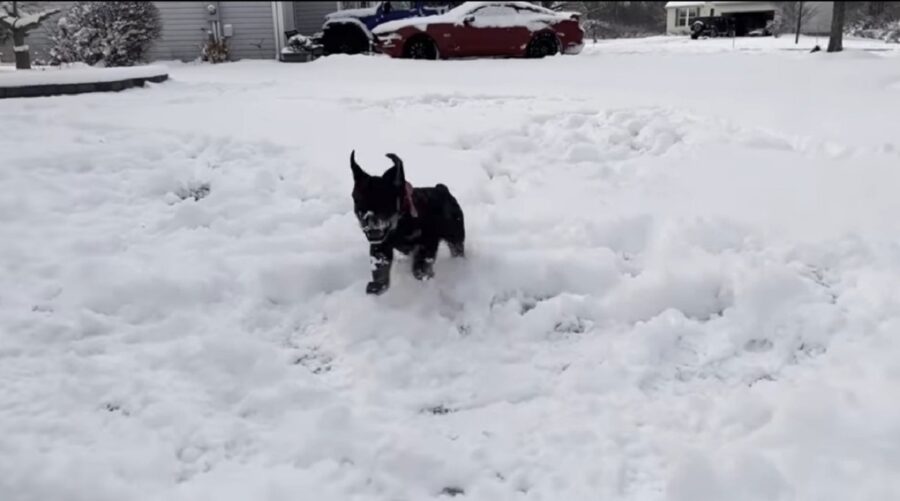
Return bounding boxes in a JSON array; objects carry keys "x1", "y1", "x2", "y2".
[{"x1": 350, "y1": 151, "x2": 465, "y2": 295}]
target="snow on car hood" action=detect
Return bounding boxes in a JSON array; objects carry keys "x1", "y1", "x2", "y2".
[
  {"x1": 372, "y1": 1, "x2": 576, "y2": 35},
  {"x1": 324, "y1": 5, "x2": 378, "y2": 20}
]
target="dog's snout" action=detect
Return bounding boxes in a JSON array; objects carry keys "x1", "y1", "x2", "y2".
[{"x1": 358, "y1": 211, "x2": 376, "y2": 228}]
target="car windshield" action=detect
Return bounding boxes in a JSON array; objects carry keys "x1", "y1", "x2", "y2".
[{"x1": 382, "y1": 1, "x2": 412, "y2": 13}]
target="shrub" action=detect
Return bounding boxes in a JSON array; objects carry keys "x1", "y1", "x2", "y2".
[
  {"x1": 848, "y1": 17, "x2": 900, "y2": 43},
  {"x1": 50, "y1": 2, "x2": 161, "y2": 67},
  {"x1": 201, "y1": 38, "x2": 229, "y2": 63}
]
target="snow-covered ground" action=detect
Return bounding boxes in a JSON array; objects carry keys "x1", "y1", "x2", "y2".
[{"x1": 2, "y1": 37, "x2": 900, "y2": 501}]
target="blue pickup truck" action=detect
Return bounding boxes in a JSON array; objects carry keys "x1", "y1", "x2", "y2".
[{"x1": 321, "y1": 1, "x2": 459, "y2": 55}]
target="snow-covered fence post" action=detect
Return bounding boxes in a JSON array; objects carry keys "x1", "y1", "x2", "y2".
[{"x1": 0, "y1": 1, "x2": 61, "y2": 69}]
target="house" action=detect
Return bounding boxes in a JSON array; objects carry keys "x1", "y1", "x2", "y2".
[
  {"x1": 665, "y1": 1, "x2": 834, "y2": 37},
  {"x1": 1, "y1": 1, "x2": 343, "y2": 64}
]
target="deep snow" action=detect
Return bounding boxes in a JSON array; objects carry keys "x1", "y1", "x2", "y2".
[{"x1": 2, "y1": 37, "x2": 900, "y2": 501}]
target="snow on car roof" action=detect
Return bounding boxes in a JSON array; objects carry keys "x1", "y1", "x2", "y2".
[
  {"x1": 324, "y1": 5, "x2": 378, "y2": 20},
  {"x1": 372, "y1": 1, "x2": 574, "y2": 35},
  {"x1": 664, "y1": 1, "x2": 707, "y2": 8}
]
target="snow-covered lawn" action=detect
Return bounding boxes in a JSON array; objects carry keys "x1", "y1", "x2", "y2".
[{"x1": 2, "y1": 37, "x2": 900, "y2": 501}]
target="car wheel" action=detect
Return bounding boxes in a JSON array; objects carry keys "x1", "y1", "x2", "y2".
[
  {"x1": 404, "y1": 37, "x2": 437, "y2": 60},
  {"x1": 323, "y1": 23, "x2": 370, "y2": 55},
  {"x1": 526, "y1": 32, "x2": 559, "y2": 58}
]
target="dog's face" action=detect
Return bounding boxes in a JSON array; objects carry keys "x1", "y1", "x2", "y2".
[{"x1": 351, "y1": 151, "x2": 405, "y2": 244}]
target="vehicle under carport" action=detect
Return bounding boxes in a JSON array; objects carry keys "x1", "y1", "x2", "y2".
[{"x1": 722, "y1": 9, "x2": 775, "y2": 36}]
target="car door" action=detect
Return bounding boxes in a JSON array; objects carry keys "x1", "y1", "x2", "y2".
[{"x1": 454, "y1": 4, "x2": 523, "y2": 57}]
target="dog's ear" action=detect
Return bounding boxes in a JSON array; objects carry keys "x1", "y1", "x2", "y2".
[
  {"x1": 384, "y1": 153, "x2": 405, "y2": 189},
  {"x1": 350, "y1": 150, "x2": 368, "y2": 182}
]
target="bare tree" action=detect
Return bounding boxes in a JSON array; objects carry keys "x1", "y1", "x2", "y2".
[
  {"x1": 566, "y1": 1, "x2": 666, "y2": 39},
  {"x1": 0, "y1": 1, "x2": 60, "y2": 69},
  {"x1": 867, "y1": 1, "x2": 886, "y2": 17},
  {"x1": 774, "y1": 1, "x2": 821, "y2": 43},
  {"x1": 828, "y1": 1, "x2": 847, "y2": 52}
]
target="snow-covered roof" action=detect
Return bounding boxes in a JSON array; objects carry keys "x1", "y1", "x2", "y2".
[
  {"x1": 372, "y1": 1, "x2": 573, "y2": 36},
  {"x1": 664, "y1": 1, "x2": 707, "y2": 8}
]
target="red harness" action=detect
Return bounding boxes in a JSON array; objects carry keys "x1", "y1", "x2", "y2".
[{"x1": 402, "y1": 182, "x2": 418, "y2": 218}]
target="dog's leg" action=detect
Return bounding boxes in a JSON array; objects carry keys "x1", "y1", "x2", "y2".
[
  {"x1": 447, "y1": 239, "x2": 465, "y2": 258},
  {"x1": 367, "y1": 243, "x2": 393, "y2": 295},
  {"x1": 413, "y1": 239, "x2": 438, "y2": 280},
  {"x1": 440, "y1": 186, "x2": 466, "y2": 258},
  {"x1": 447, "y1": 209, "x2": 465, "y2": 258}
]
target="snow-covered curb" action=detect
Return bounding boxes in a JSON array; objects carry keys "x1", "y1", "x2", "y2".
[{"x1": 0, "y1": 64, "x2": 168, "y2": 87}]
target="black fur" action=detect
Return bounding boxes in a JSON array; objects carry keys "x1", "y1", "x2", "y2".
[{"x1": 350, "y1": 151, "x2": 465, "y2": 295}]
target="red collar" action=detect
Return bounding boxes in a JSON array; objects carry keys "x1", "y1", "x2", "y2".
[{"x1": 402, "y1": 182, "x2": 418, "y2": 218}]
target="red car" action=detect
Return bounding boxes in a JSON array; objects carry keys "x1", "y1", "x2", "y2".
[{"x1": 372, "y1": 1, "x2": 584, "y2": 59}]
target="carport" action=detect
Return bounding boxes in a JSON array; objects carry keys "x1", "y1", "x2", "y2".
[{"x1": 722, "y1": 9, "x2": 776, "y2": 36}]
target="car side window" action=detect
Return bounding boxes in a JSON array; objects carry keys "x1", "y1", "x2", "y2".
[
  {"x1": 513, "y1": 5, "x2": 544, "y2": 15},
  {"x1": 382, "y1": 1, "x2": 412, "y2": 13},
  {"x1": 471, "y1": 6, "x2": 517, "y2": 19}
]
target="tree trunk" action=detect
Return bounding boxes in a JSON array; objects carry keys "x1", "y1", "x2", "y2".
[
  {"x1": 795, "y1": 1, "x2": 803, "y2": 44},
  {"x1": 12, "y1": 29, "x2": 30, "y2": 69},
  {"x1": 11, "y1": 2, "x2": 31, "y2": 69},
  {"x1": 827, "y1": 1, "x2": 845, "y2": 53}
]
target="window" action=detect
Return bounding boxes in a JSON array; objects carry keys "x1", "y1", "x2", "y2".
[
  {"x1": 675, "y1": 7, "x2": 700, "y2": 27},
  {"x1": 471, "y1": 5, "x2": 517, "y2": 18},
  {"x1": 386, "y1": 1, "x2": 412, "y2": 10}
]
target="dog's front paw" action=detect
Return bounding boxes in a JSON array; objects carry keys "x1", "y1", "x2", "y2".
[
  {"x1": 366, "y1": 281, "x2": 389, "y2": 295},
  {"x1": 413, "y1": 264, "x2": 434, "y2": 281}
]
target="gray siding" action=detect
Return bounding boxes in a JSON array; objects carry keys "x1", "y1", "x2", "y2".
[
  {"x1": 220, "y1": 1, "x2": 276, "y2": 60},
  {"x1": 292, "y1": 1, "x2": 338, "y2": 36},
  {"x1": 150, "y1": 1, "x2": 279, "y2": 62},
  {"x1": 147, "y1": 2, "x2": 210, "y2": 62},
  {"x1": 1, "y1": 2, "x2": 281, "y2": 64}
]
